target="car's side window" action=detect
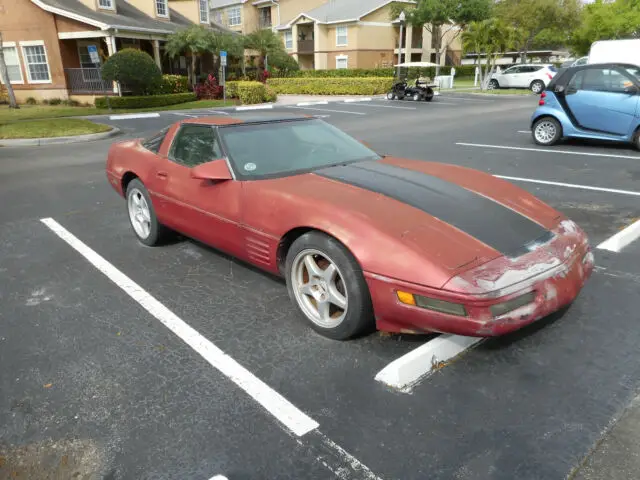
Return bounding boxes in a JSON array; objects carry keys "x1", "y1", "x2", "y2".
[
  {"x1": 579, "y1": 68, "x2": 633, "y2": 94},
  {"x1": 169, "y1": 125, "x2": 222, "y2": 167},
  {"x1": 141, "y1": 127, "x2": 170, "y2": 154},
  {"x1": 503, "y1": 66, "x2": 518, "y2": 74},
  {"x1": 567, "y1": 70, "x2": 586, "y2": 90}
]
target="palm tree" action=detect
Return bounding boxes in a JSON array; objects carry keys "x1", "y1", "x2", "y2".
[
  {"x1": 462, "y1": 19, "x2": 514, "y2": 91},
  {"x1": 165, "y1": 25, "x2": 214, "y2": 86},
  {"x1": 0, "y1": 31, "x2": 19, "y2": 109},
  {"x1": 243, "y1": 28, "x2": 282, "y2": 79}
]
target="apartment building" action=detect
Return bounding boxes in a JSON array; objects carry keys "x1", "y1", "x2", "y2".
[
  {"x1": 0, "y1": 0, "x2": 229, "y2": 102},
  {"x1": 210, "y1": 0, "x2": 463, "y2": 70}
]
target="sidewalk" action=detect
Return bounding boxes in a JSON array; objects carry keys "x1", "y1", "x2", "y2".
[
  {"x1": 571, "y1": 393, "x2": 640, "y2": 479},
  {"x1": 273, "y1": 94, "x2": 383, "y2": 105}
]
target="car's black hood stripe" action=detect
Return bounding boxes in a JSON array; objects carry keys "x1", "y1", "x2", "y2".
[{"x1": 315, "y1": 161, "x2": 551, "y2": 257}]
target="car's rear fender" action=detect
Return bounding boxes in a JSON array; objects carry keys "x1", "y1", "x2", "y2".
[{"x1": 530, "y1": 106, "x2": 570, "y2": 132}]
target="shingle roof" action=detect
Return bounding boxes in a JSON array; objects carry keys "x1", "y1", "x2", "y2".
[
  {"x1": 32, "y1": 0, "x2": 234, "y2": 34},
  {"x1": 209, "y1": 0, "x2": 244, "y2": 9},
  {"x1": 291, "y1": 0, "x2": 414, "y2": 25}
]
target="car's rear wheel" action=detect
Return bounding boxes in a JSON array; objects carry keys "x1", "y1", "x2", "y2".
[
  {"x1": 530, "y1": 80, "x2": 545, "y2": 94},
  {"x1": 412, "y1": 92, "x2": 421, "y2": 101},
  {"x1": 633, "y1": 128, "x2": 640, "y2": 151},
  {"x1": 285, "y1": 231, "x2": 374, "y2": 340},
  {"x1": 425, "y1": 92, "x2": 434, "y2": 102},
  {"x1": 532, "y1": 116, "x2": 562, "y2": 146},
  {"x1": 488, "y1": 79, "x2": 499, "y2": 90},
  {"x1": 125, "y1": 179, "x2": 169, "y2": 246},
  {"x1": 386, "y1": 91, "x2": 395, "y2": 100}
]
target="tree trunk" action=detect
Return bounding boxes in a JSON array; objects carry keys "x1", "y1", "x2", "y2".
[
  {"x1": 190, "y1": 52, "x2": 197, "y2": 86},
  {"x1": 0, "y1": 32, "x2": 19, "y2": 109},
  {"x1": 434, "y1": 25, "x2": 442, "y2": 77}
]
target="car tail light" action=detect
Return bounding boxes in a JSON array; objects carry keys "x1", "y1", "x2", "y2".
[
  {"x1": 539, "y1": 91, "x2": 546, "y2": 105},
  {"x1": 546, "y1": 72, "x2": 553, "y2": 80}
]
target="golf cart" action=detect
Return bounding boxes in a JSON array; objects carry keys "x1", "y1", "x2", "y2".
[{"x1": 386, "y1": 61, "x2": 440, "y2": 102}]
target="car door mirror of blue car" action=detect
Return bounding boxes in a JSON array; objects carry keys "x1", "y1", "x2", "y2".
[{"x1": 624, "y1": 84, "x2": 639, "y2": 95}]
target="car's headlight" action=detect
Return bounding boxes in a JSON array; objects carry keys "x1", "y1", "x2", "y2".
[
  {"x1": 397, "y1": 291, "x2": 467, "y2": 317},
  {"x1": 489, "y1": 291, "x2": 536, "y2": 318}
]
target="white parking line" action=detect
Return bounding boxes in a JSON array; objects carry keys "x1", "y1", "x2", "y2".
[
  {"x1": 297, "y1": 101, "x2": 329, "y2": 106},
  {"x1": 348, "y1": 103, "x2": 417, "y2": 110},
  {"x1": 493, "y1": 175, "x2": 640, "y2": 197},
  {"x1": 457, "y1": 142, "x2": 640, "y2": 160},
  {"x1": 170, "y1": 113, "x2": 199, "y2": 117},
  {"x1": 343, "y1": 97, "x2": 372, "y2": 103},
  {"x1": 286, "y1": 106, "x2": 366, "y2": 115},
  {"x1": 40, "y1": 217, "x2": 318, "y2": 437},
  {"x1": 109, "y1": 113, "x2": 160, "y2": 120},
  {"x1": 208, "y1": 110, "x2": 230, "y2": 115},
  {"x1": 597, "y1": 219, "x2": 640, "y2": 252},
  {"x1": 518, "y1": 130, "x2": 531, "y2": 133},
  {"x1": 235, "y1": 104, "x2": 274, "y2": 111},
  {"x1": 375, "y1": 334, "x2": 483, "y2": 393}
]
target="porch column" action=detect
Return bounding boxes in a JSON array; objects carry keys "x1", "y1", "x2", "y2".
[
  {"x1": 291, "y1": 23, "x2": 299, "y2": 61},
  {"x1": 405, "y1": 24, "x2": 413, "y2": 61},
  {"x1": 313, "y1": 22, "x2": 322, "y2": 69},
  {"x1": 106, "y1": 35, "x2": 119, "y2": 94},
  {"x1": 153, "y1": 40, "x2": 161, "y2": 70}
]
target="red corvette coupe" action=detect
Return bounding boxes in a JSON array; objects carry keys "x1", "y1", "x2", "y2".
[{"x1": 106, "y1": 113, "x2": 594, "y2": 340}]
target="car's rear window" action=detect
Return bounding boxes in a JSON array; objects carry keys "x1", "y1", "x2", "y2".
[{"x1": 141, "y1": 127, "x2": 169, "y2": 153}]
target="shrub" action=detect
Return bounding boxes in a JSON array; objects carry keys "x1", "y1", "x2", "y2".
[
  {"x1": 224, "y1": 81, "x2": 272, "y2": 104},
  {"x1": 194, "y1": 74, "x2": 223, "y2": 100},
  {"x1": 94, "y1": 92, "x2": 196, "y2": 109},
  {"x1": 101, "y1": 48, "x2": 162, "y2": 96},
  {"x1": 62, "y1": 99, "x2": 81, "y2": 107},
  {"x1": 267, "y1": 77, "x2": 394, "y2": 95},
  {"x1": 25, "y1": 97, "x2": 37, "y2": 105},
  {"x1": 264, "y1": 85, "x2": 277, "y2": 103},
  {"x1": 158, "y1": 74, "x2": 190, "y2": 94},
  {"x1": 48, "y1": 98, "x2": 62, "y2": 105}
]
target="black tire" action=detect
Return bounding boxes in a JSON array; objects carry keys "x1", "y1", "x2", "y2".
[
  {"x1": 532, "y1": 116, "x2": 563, "y2": 146},
  {"x1": 386, "y1": 91, "x2": 395, "y2": 100},
  {"x1": 489, "y1": 79, "x2": 499, "y2": 90},
  {"x1": 425, "y1": 92, "x2": 434, "y2": 102},
  {"x1": 285, "y1": 231, "x2": 375, "y2": 340},
  {"x1": 125, "y1": 178, "x2": 170, "y2": 246},
  {"x1": 412, "y1": 92, "x2": 421, "y2": 101},
  {"x1": 530, "y1": 80, "x2": 545, "y2": 94},
  {"x1": 634, "y1": 129, "x2": 640, "y2": 151}
]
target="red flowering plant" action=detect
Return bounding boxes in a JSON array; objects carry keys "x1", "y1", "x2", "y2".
[{"x1": 194, "y1": 74, "x2": 223, "y2": 99}]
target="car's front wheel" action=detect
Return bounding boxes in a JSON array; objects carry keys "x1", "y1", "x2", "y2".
[
  {"x1": 532, "y1": 116, "x2": 562, "y2": 146},
  {"x1": 530, "y1": 80, "x2": 545, "y2": 94},
  {"x1": 125, "y1": 179, "x2": 169, "y2": 246},
  {"x1": 633, "y1": 128, "x2": 640, "y2": 151},
  {"x1": 285, "y1": 231, "x2": 374, "y2": 340},
  {"x1": 386, "y1": 91, "x2": 395, "y2": 100}
]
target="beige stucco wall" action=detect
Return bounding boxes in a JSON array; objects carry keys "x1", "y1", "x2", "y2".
[
  {"x1": 277, "y1": 0, "x2": 326, "y2": 26},
  {"x1": 360, "y1": 5, "x2": 393, "y2": 23},
  {"x1": 169, "y1": 0, "x2": 200, "y2": 25},
  {"x1": 356, "y1": 24, "x2": 395, "y2": 50},
  {"x1": 14, "y1": 88, "x2": 69, "y2": 101},
  {"x1": 55, "y1": 16, "x2": 100, "y2": 33},
  {"x1": 0, "y1": 0, "x2": 70, "y2": 92}
]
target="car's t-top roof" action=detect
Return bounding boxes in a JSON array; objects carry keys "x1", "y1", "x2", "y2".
[{"x1": 181, "y1": 112, "x2": 312, "y2": 127}]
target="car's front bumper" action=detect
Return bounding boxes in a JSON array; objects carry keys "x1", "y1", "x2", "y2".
[{"x1": 364, "y1": 227, "x2": 594, "y2": 337}]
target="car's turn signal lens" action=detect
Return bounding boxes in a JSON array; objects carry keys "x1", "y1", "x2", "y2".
[
  {"x1": 397, "y1": 291, "x2": 467, "y2": 317},
  {"x1": 396, "y1": 291, "x2": 416, "y2": 306},
  {"x1": 489, "y1": 291, "x2": 536, "y2": 318}
]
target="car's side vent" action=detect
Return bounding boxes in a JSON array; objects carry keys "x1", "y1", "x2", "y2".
[{"x1": 245, "y1": 236, "x2": 271, "y2": 265}]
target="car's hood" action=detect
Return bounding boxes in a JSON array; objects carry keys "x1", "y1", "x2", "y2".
[{"x1": 242, "y1": 158, "x2": 564, "y2": 287}]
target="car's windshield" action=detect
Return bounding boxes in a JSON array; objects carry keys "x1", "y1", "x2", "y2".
[
  {"x1": 623, "y1": 66, "x2": 640, "y2": 81},
  {"x1": 218, "y1": 118, "x2": 382, "y2": 179}
]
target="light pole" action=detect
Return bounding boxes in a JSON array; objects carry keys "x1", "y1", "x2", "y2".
[{"x1": 397, "y1": 11, "x2": 406, "y2": 81}]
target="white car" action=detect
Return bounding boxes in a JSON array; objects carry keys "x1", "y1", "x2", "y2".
[{"x1": 489, "y1": 64, "x2": 558, "y2": 93}]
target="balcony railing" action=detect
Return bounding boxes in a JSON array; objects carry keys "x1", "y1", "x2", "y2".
[
  {"x1": 65, "y1": 68, "x2": 112, "y2": 94},
  {"x1": 297, "y1": 40, "x2": 314, "y2": 53}
]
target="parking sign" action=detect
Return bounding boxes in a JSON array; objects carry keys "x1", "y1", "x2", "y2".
[{"x1": 220, "y1": 50, "x2": 227, "y2": 67}]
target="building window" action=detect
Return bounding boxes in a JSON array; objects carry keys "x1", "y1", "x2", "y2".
[
  {"x1": 199, "y1": 0, "x2": 209, "y2": 23},
  {"x1": 0, "y1": 45, "x2": 23, "y2": 84},
  {"x1": 98, "y1": 0, "x2": 114, "y2": 10},
  {"x1": 284, "y1": 31, "x2": 293, "y2": 49},
  {"x1": 21, "y1": 43, "x2": 51, "y2": 83},
  {"x1": 156, "y1": 0, "x2": 168, "y2": 17},
  {"x1": 227, "y1": 6, "x2": 241, "y2": 26},
  {"x1": 336, "y1": 25, "x2": 347, "y2": 46},
  {"x1": 336, "y1": 55, "x2": 348, "y2": 69},
  {"x1": 212, "y1": 11, "x2": 223, "y2": 24}
]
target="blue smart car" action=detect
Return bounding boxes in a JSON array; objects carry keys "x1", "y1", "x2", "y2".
[{"x1": 530, "y1": 63, "x2": 640, "y2": 150}]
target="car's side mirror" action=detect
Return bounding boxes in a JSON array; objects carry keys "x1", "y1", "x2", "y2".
[
  {"x1": 624, "y1": 84, "x2": 639, "y2": 95},
  {"x1": 191, "y1": 158, "x2": 233, "y2": 181}
]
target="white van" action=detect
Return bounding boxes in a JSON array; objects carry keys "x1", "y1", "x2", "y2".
[{"x1": 588, "y1": 39, "x2": 640, "y2": 66}]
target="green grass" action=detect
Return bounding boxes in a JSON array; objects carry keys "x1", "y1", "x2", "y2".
[
  {"x1": 0, "y1": 118, "x2": 112, "y2": 139},
  {"x1": 0, "y1": 99, "x2": 234, "y2": 125}
]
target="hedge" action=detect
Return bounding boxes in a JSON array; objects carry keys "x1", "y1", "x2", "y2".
[
  {"x1": 225, "y1": 81, "x2": 275, "y2": 104},
  {"x1": 95, "y1": 92, "x2": 196, "y2": 109},
  {"x1": 158, "y1": 75, "x2": 190, "y2": 94},
  {"x1": 267, "y1": 77, "x2": 394, "y2": 95},
  {"x1": 271, "y1": 66, "x2": 477, "y2": 79}
]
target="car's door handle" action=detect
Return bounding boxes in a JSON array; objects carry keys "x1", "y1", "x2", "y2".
[{"x1": 156, "y1": 171, "x2": 168, "y2": 179}]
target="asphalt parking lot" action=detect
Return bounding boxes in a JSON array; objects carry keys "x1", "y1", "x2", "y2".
[{"x1": 2, "y1": 92, "x2": 640, "y2": 480}]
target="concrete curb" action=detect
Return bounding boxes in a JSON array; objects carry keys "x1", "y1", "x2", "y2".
[{"x1": 0, "y1": 125, "x2": 121, "y2": 147}]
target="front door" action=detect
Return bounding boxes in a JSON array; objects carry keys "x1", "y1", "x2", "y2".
[
  {"x1": 150, "y1": 123, "x2": 244, "y2": 256},
  {"x1": 564, "y1": 66, "x2": 640, "y2": 135}
]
